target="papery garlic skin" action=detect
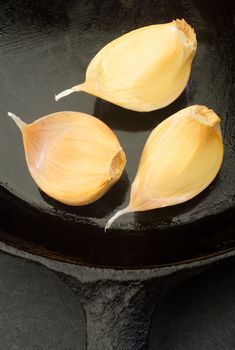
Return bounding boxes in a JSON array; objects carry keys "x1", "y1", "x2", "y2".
[
  {"x1": 56, "y1": 19, "x2": 197, "y2": 112},
  {"x1": 105, "y1": 105, "x2": 223, "y2": 230},
  {"x1": 8, "y1": 111, "x2": 126, "y2": 205}
]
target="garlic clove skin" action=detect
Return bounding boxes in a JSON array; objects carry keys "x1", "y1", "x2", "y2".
[
  {"x1": 8, "y1": 111, "x2": 126, "y2": 206},
  {"x1": 105, "y1": 105, "x2": 223, "y2": 230},
  {"x1": 55, "y1": 19, "x2": 197, "y2": 112}
]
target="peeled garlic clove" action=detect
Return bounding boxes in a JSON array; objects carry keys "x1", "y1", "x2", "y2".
[
  {"x1": 105, "y1": 105, "x2": 223, "y2": 230},
  {"x1": 8, "y1": 111, "x2": 126, "y2": 205},
  {"x1": 55, "y1": 19, "x2": 197, "y2": 112}
]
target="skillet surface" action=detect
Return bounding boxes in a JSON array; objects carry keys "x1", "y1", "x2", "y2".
[{"x1": 0, "y1": 0, "x2": 234, "y2": 267}]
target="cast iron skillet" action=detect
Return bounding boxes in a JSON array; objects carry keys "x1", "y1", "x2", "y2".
[{"x1": 0, "y1": 0, "x2": 234, "y2": 268}]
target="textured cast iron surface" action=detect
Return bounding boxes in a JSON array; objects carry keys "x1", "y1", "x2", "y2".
[{"x1": 0, "y1": 0, "x2": 234, "y2": 267}]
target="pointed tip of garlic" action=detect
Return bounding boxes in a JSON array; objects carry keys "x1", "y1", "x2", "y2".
[
  {"x1": 7, "y1": 112, "x2": 26, "y2": 130},
  {"x1": 105, "y1": 207, "x2": 130, "y2": 231},
  {"x1": 55, "y1": 85, "x2": 82, "y2": 101},
  {"x1": 55, "y1": 89, "x2": 74, "y2": 101}
]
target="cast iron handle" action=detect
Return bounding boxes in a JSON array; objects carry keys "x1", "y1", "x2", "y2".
[{"x1": 59, "y1": 275, "x2": 164, "y2": 350}]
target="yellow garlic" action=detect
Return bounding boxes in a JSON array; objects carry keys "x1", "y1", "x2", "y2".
[
  {"x1": 105, "y1": 105, "x2": 223, "y2": 230},
  {"x1": 8, "y1": 111, "x2": 126, "y2": 205},
  {"x1": 55, "y1": 19, "x2": 197, "y2": 112}
]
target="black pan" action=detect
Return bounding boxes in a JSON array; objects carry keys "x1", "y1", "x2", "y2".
[{"x1": 0, "y1": 0, "x2": 234, "y2": 268}]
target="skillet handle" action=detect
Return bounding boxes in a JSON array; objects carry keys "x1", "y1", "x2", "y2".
[
  {"x1": 54, "y1": 260, "x2": 216, "y2": 350},
  {"x1": 58, "y1": 274, "x2": 164, "y2": 350}
]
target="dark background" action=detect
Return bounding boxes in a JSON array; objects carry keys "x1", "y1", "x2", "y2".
[{"x1": 0, "y1": 251, "x2": 234, "y2": 350}]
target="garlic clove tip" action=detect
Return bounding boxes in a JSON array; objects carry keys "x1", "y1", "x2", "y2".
[
  {"x1": 55, "y1": 88, "x2": 74, "y2": 101},
  {"x1": 105, "y1": 206, "x2": 130, "y2": 231},
  {"x1": 7, "y1": 112, "x2": 26, "y2": 130},
  {"x1": 55, "y1": 85, "x2": 82, "y2": 101}
]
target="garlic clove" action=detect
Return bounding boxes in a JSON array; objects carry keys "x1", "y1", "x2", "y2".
[
  {"x1": 55, "y1": 19, "x2": 197, "y2": 112},
  {"x1": 105, "y1": 105, "x2": 223, "y2": 230},
  {"x1": 8, "y1": 111, "x2": 126, "y2": 205}
]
